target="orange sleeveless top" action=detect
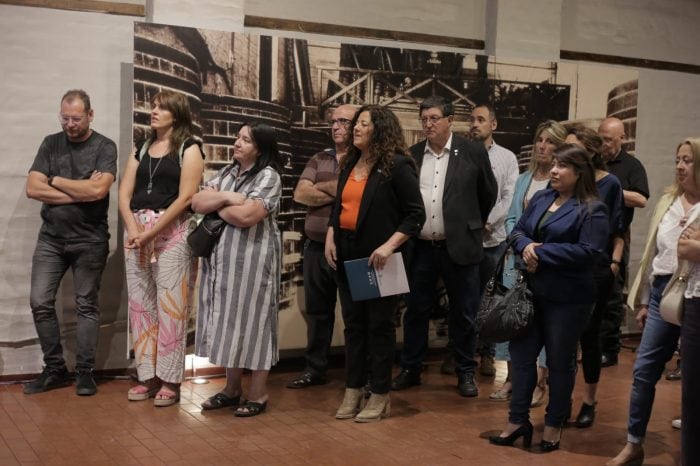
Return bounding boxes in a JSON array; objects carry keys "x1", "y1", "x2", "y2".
[{"x1": 339, "y1": 171, "x2": 367, "y2": 231}]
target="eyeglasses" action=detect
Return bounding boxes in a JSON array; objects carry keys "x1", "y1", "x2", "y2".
[
  {"x1": 58, "y1": 114, "x2": 87, "y2": 125},
  {"x1": 330, "y1": 118, "x2": 352, "y2": 127},
  {"x1": 419, "y1": 116, "x2": 448, "y2": 126}
]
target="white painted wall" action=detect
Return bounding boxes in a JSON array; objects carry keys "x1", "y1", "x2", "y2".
[
  {"x1": 0, "y1": 5, "x2": 137, "y2": 375},
  {"x1": 0, "y1": 0, "x2": 699, "y2": 375}
]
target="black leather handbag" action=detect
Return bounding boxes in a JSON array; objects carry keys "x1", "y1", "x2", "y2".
[
  {"x1": 476, "y1": 245, "x2": 534, "y2": 343},
  {"x1": 187, "y1": 165, "x2": 233, "y2": 258},
  {"x1": 187, "y1": 213, "x2": 226, "y2": 257}
]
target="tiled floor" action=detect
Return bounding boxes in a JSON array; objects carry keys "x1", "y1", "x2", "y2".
[{"x1": 0, "y1": 344, "x2": 681, "y2": 465}]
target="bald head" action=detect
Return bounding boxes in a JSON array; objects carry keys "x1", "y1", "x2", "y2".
[
  {"x1": 598, "y1": 117, "x2": 626, "y2": 161},
  {"x1": 330, "y1": 104, "x2": 357, "y2": 152}
]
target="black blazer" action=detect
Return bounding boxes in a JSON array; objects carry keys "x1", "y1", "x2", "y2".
[
  {"x1": 510, "y1": 188, "x2": 609, "y2": 303},
  {"x1": 330, "y1": 153, "x2": 425, "y2": 261},
  {"x1": 411, "y1": 134, "x2": 498, "y2": 265}
]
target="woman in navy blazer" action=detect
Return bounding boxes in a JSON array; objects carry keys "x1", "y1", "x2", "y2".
[
  {"x1": 489, "y1": 145, "x2": 609, "y2": 451},
  {"x1": 325, "y1": 105, "x2": 425, "y2": 423}
]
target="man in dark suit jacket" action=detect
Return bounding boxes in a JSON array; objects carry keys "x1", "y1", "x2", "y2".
[{"x1": 392, "y1": 96, "x2": 498, "y2": 397}]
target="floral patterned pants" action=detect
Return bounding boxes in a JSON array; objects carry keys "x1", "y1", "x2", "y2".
[{"x1": 125, "y1": 210, "x2": 197, "y2": 383}]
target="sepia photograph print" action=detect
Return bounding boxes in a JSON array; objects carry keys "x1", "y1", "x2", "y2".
[{"x1": 133, "y1": 22, "x2": 637, "y2": 351}]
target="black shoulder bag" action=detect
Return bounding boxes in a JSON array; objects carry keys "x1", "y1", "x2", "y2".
[
  {"x1": 476, "y1": 240, "x2": 534, "y2": 343},
  {"x1": 187, "y1": 165, "x2": 234, "y2": 258}
]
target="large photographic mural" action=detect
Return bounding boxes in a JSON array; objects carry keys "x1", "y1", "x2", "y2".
[{"x1": 133, "y1": 22, "x2": 638, "y2": 352}]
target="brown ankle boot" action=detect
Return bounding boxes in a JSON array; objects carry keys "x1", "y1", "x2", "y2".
[
  {"x1": 335, "y1": 388, "x2": 363, "y2": 419},
  {"x1": 354, "y1": 393, "x2": 390, "y2": 423}
]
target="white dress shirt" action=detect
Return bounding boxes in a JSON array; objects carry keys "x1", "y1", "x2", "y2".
[
  {"x1": 483, "y1": 140, "x2": 519, "y2": 247},
  {"x1": 419, "y1": 133, "x2": 453, "y2": 241}
]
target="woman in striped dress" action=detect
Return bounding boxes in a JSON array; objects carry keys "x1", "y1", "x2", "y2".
[{"x1": 192, "y1": 121, "x2": 282, "y2": 417}]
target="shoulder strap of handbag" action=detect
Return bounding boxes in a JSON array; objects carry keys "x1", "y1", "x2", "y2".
[
  {"x1": 138, "y1": 139, "x2": 188, "y2": 166},
  {"x1": 666, "y1": 205, "x2": 700, "y2": 292},
  {"x1": 665, "y1": 258, "x2": 691, "y2": 296},
  {"x1": 485, "y1": 236, "x2": 518, "y2": 291}
]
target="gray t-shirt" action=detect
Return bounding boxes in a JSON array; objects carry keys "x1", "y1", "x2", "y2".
[{"x1": 29, "y1": 130, "x2": 117, "y2": 242}]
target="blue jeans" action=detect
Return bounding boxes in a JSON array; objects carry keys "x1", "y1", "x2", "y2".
[
  {"x1": 401, "y1": 240, "x2": 481, "y2": 376},
  {"x1": 30, "y1": 237, "x2": 109, "y2": 371},
  {"x1": 509, "y1": 296, "x2": 592, "y2": 426},
  {"x1": 627, "y1": 274, "x2": 679, "y2": 443}
]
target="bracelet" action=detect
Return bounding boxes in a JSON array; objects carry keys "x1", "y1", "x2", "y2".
[{"x1": 611, "y1": 259, "x2": 622, "y2": 265}]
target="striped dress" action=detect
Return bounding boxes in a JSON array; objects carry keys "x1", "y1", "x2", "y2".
[{"x1": 195, "y1": 165, "x2": 281, "y2": 370}]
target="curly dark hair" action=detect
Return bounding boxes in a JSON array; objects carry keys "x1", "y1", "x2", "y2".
[{"x1": 340, "y1": 105, "x2": 412, "y2": 176}]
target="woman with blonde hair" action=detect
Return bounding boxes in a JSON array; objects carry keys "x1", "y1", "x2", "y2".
[
  {"x1": 607, "y1": 138, "x2": 700, "y2": 466},
  {"x1": 119, "y1": 90, "x2": 204, "y2": 406}
]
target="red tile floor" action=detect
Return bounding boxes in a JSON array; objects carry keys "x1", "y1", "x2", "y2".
[{"x1": 0, "y1": 343, "x2": 681, "y2": 465}]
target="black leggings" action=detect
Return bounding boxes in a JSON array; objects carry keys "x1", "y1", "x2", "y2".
[{"x1": 579, "y1": 262, "x2": 615, "y2": 384}]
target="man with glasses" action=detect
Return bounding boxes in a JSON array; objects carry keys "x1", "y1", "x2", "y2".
[
  {"x1": 24, "y1": 89, "x2": 117, "y2": 396},
  {"x1": 392, "y1": 96, "x2": 497, "y2": 397},
  {"x1": 286, "y1": 104, "x2": 357, "y2": 389}
]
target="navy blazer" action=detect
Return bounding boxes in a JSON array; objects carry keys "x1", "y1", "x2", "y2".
[
  {"x1": 411, "y1": 134, "x2": 497, "y2": 265},
  {"x1": 330, "y1": 153, "x2": 425, "y2": 261},
  {"x1": 510, "y1": 188, "x2": 609, "y2": 303}
]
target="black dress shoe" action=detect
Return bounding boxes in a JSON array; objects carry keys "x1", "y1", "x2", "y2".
[
  {"x1": 391, "y1": 369, "x2": 421, "y2": 391},
  {"x1": 575, "y1": 401, "x2": 596, "y2": 428},
  {"x1": 75, "y1": 369, "x2": 97, "y2": 396},
  {"x1": 488, "y1": 421, "x2": 533, "y2": 448},
  {"x1": 540, "y1": 439, "x2": 560, "y2": 452},
  {"x1": 285, "y1": 371, "x2": 326, "y2": 389},
  {"x1": 540, "y1": 429, "x2": 562, "y2": 452},
  {"x1": 601, "y1": 353, "x2": 618, "y2": 367},
  {"x1": 457, "y1": 373, "x2": 478, "y2": 397}
]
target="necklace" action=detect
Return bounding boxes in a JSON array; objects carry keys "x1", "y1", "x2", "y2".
[{"x1": 147, "y1": 155, "x2": 164, "y2": 195}]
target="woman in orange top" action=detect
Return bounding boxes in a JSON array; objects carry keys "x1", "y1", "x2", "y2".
[{"x1": 325, "y1": 105, "x2": 425, "y2": 422}]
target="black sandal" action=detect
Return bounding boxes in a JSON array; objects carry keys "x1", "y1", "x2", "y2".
[
  {"x1": 234, "y1": 400, "x2": 267, "y2": 417},
  {"x1": 201, "y1": 392, "x2": 241, "y2": 411}
]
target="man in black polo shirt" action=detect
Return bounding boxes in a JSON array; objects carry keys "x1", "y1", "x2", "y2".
[{"x1": 598, "y1": 117, "x2": 649, "y2": 366}]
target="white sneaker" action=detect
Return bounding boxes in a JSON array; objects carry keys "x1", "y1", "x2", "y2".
[{"x1": 672, "y1": 418, "x2": 682, "y2": 430}]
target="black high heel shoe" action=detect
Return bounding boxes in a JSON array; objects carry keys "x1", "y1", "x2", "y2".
[
  {"x1": 488, "y1": 421, "x2": 533, "y2": 448},
  {"x1": 540, "y1": 428, "x2": 562, "y2": 452}
]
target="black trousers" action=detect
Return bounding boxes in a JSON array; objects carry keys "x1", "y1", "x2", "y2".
[
  {"x1": 682, "y1": 297, "x2": 700, "y2": 466},
  {"x1": 600, "y1": 242, "x2": 629, "y2": 355},
  {"x1": 301, "y1": 239, "x2": 337, "y2": 376},
  {"x1": 579, "y1": 260, "x2": 615, "y2": 384},
  {"x1": 337, "y1": 230, "x2": 398, "y2": 394}
]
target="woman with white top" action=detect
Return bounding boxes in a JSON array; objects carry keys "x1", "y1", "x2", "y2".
[{"x1": 607, "y1": 138, "x2": 700, "y2": 466}]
